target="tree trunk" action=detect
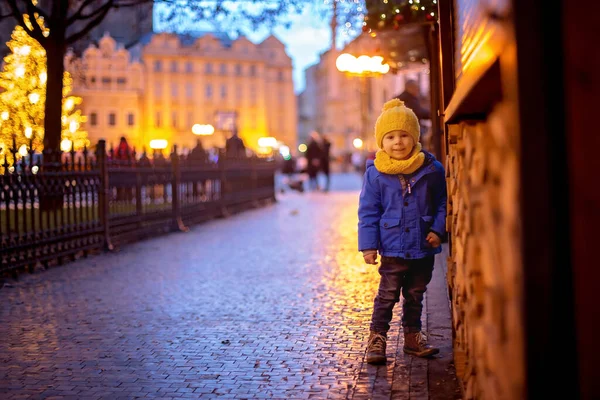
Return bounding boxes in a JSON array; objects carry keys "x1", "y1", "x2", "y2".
[
  {"x1": 40, "y1": 38, "x2": 66, "y2": 211},
  {"x1": 43, "y1": 39, "x2": 65, "y2": 160}
]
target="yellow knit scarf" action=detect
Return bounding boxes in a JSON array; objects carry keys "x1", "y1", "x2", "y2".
[{"x1": 374, "y1": 143, "x2": 425, "y2": 175}]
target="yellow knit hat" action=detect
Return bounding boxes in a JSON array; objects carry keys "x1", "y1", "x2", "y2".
[{"x1": 374, "y1": 98, "x2": 420, "y2": 149}]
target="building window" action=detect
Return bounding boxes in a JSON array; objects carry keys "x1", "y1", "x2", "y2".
[
  {"x1": 117, "y1": 77, "x2": 127, "y2": 86},
  {"x1": 205, "y1": 63, "x2": 213, "y2": 74},
  {"x1": 108, "y1": 112, "x2": 116, "y2": 126},
  {"x1": 205, "y1": 84, "x2": 212, "y2": 99},
  {"x1": 127, "y1": 113, "x2": 135, "y2": 126},
  {"x1": 185, "y1": 62, "x2": 193, "y2": 73},
  {"x1": 249, "y1": 65, "x2": 256, "y2": 77},
  {"x1": 90, "y1": 112, "x2": 98, "y2": 126},
  {"x1": 154, "y1": 60, "x2": 162, "y2": 72},
  {"x1": 89, "y1": 76, "x2": 96, "y2": 84},
  {"x1": 185, "y1": 83, "x2": 193, "y2": 99},
  {"x1": 155, "y1": 111, "x2": 161, "y2": 127},
  {"x1": 221, "y1": 84, "x2": 227, "y2": 100},
  {"x1": 278, "y1": 71, "x2": 284, "y2": 82},
  {"x1": 154, "y1": 82, "x2": 162, "y2": 97},
  {"x1": 170, "y1": 60, "x2": 177, "y2": 73},
  {"x1": 171, "y1": 83, "x2": 178, "y2": 98},
  {"x1": 235, "y1": 64, "x2": 242, "y2": 76},
  {"x1": 172, "y1": 111, "x2": 177, "y2": 128},
  {"x1": 220, "y1": 63, "x2": 227, "y2": 75}
]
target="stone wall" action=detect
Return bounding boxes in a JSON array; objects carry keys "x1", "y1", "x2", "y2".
[{"x1": 445, "y1": 102, "x2": 525, "y2": 399}]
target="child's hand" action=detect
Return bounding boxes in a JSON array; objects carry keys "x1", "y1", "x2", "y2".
[
  {"x1": 362, "y1": 250, "x2": 378, "y2": 265},
  {"x1": 426, "y1": 232, "x2": 442, "y2": 248}
]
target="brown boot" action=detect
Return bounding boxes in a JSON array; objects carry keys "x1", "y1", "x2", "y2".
[
  {"x1": 403, "y1": 331, "x2": 439, "y2": 358},
  {"x1": 366, "y1": 331, "x2": 387, "y2": 365}
]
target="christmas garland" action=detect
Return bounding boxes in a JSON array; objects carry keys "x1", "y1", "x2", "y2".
[{"x1": 363, "y1": 0, "x2": 437, "y2": 35}]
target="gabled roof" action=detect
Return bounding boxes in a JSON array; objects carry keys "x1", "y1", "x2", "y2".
[
  {"x1": 133, "y1": 30, "x2": 233, "y2": 48},
  {"x1": 258, "y1": 34, "x2": 285, "y2": 48}
]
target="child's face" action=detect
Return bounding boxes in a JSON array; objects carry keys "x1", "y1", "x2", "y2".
[{"x1": 382, "y1": 130, "x2": 415, "y2": 160}]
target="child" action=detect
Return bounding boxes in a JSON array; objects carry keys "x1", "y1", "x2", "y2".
[{"x1": 358, "y1": 98, "x2": 447, "y2": 364}]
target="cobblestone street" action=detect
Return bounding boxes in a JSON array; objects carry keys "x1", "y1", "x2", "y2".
[{"x1": 1, "y1": 173, "x2": 460, "y2": 399}]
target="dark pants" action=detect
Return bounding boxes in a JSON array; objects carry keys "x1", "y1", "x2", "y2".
[{"x1": 370, "y1": 256, "x2": 435, "y2": 334}]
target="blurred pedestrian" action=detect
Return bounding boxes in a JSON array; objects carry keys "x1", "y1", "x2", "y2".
[
  {"x1": 305, "y1": 131, "x2": 322, "y2": 191},
  {"x1": 114, "y1": 136, "x2": 133, "y2": 201},
  {"x1": 358, "y1": 98, "x2": 447, "y2": 364},
  {"x1": 319, "y1": 133, "x2": 331, "y2": 192},
  {"x1": 188, "y1": 139, "x2": 208, "y2": 199},
  {"x1": 225, "y1": 128, "x2": 246, "y2": 159}
]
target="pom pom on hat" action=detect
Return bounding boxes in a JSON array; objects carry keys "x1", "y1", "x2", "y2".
[
  {"x1": 374, "y1": 98, "x2": 420, "y2": 149},
  {"x1": 382, "y1": 98, "x2": 405, "y2": 111}
]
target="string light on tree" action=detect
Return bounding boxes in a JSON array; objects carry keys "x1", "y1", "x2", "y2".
[{"x1": 0, "y1": 18, "x2": 88, "y2": 163}]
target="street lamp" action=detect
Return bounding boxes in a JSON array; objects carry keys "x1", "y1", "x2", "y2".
[
  {"x1": 336, "y1": 53, "x2": 390, "y2": 155},
  {"x1": 192, "y1": 124, "x2": 214, "y2": 136},
  {"x1": 149, "y1": 139, "x2": 168, "y2": 150}
]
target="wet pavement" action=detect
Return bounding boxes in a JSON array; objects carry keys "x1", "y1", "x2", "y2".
[{"x1": 0, "y1": 173, "x2": 460, "y2": 399}]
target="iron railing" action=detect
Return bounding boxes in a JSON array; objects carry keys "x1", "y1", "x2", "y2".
[{"x1": 0, "y1": 140, "x2": 276, "y2": 276}]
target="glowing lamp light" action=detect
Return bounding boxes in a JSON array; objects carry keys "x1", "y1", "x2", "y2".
[
  {"x1": 60, "y1": 139, "x2": 72, "y2": 152},
  {"x1": 149, "y1": 139, "x2": 168, "y2": 150},
  {"x1": 64, "y1": 98, "x2": 74, "y2": 111},
  {"x1": 39, "y1": 71, "x2": 47, "y2": 84},
  {"x1": 192, "y1": 124, "x2": 214, "y2": 135},
  {"x1": 29, "y1": 93, "x2": 40, "y2": 104},
  {"x1": 69, "y1": 120, "x2": 79, "y2": 133},
  {"x1": 336, "y1": 53, "x2": 390, "y2": 75},
  {"x1": 298, "y1": 144, "x2": 307, "y2": 153},
  {"x1": 1, "y1": 111, "x2": 9, "y2": 120},
  {"x1": 258, "y1": 137, "x2": 277, "y2": 148},
  {"x1": 279, "y1": 145, "x2": 290, "y2": 157},
  {"x1": 18, "y1": 144, "x2": 28, "y2": 157},
  {"x1": 15, "y1": 45, "x2": 31, "y2": 56},
  {"x1": 15, "y1": 65, "x2": 25, "y2": 78},
  {"x1": 24, "y1": 127, "x2": 33, "y2": 138},
  {"x1": 353, "y1": 138, "x2": 364, "y2": 149}
]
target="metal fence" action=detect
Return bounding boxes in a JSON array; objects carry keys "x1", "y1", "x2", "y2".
[{"x1": 0, "y1": 139, "x2": 276, "y2": 276}]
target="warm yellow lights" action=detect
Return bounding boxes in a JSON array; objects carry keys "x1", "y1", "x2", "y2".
[
  {"x1": 258, "y1": 137, "x2": 277, "y2": 148},
  {"x1": 353, "y1": 138, "x2": 364, "y2": 149},
  {"x1": 0, "y1": 21, "x2": 88, "y2": 156},
  {"x1": 60, "y1": 139, "x2": 72, "y2": 152},
  {"x1": 192, "y1": 123, "x2": 215, "y2": 135},
  {"x1": 28, "y1": 93, "x2": 40, "y2": 104},
  {"x1": 18, "y1": 144, "x2": 28, "y2": 156},
  {"x1": 149, "y1": 139, "x2": 168, "y2": 150},
  {"x1": 15, "y1": 65, "x2": 25, "y2": 78},
  {"x1": 298, "y1": 144, "x2": 307, "y2": 153},
  {"x1": 336, "y1": 53, "x2": 390, "y2": 75},
  {"x1": 64, "y1": 98, "x2": 74, "y2": 111}
]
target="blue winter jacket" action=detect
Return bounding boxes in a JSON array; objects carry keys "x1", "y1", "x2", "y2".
[{"x1": 358, "y1": 151, "x2": 447, "y2": 259}]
